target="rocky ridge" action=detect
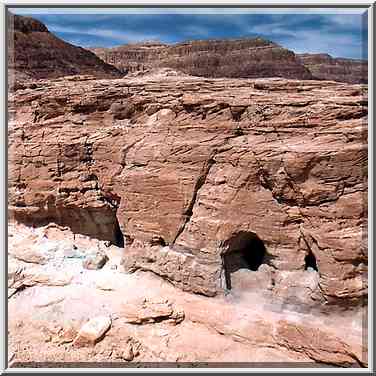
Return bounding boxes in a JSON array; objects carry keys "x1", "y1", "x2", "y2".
[
  {"x1": 8, "y1": 14, "x2": 122, "y2": 85},
  {"x1": 298, "y1": 53, "x2": 368, "y2": 84},
  {"x1": 90, "y1": 40, "x2": 367, "y2": 84},
  {"x1": 90, "y1": 38, "x2": 313, "y2": 79}
]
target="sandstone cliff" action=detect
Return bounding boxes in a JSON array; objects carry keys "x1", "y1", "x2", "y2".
[
  {"x1": 8, "y1": 14, "x2": 122, "y2": 84},
  {"x1": 298, "y1": 53, "x2": 367, "y2": 84},
  {"x1": 8, "y1": 73, "x2": 367, "y2": 308},
  {"x1": 90, "y1": 38, "x2": 313, "y2": 79}
]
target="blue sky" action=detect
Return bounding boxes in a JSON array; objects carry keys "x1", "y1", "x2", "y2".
[{"x1": 11, "y1": 8, "x2": 368, "y2": 59}]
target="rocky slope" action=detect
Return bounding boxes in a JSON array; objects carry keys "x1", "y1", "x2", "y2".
[
  {"x1": 298, "y1": 53, "x2": 368, "y2": 84},
  {"x1": 8, "y1": 14, "x2": 122, "y2": 84},
  {"x1": 8, "y1": 222, "x2": 367, "y2": 367},
  {"x1": 90, "y1": 38, "x2": 313, "y2": 79},
  {"x1": 8, "y1": 72, "x2": 368, "y2": 309}
]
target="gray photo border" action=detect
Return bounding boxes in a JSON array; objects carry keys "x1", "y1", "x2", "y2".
[{"x1": 1, "y1": 0, "x2": 374, "y2": 373}]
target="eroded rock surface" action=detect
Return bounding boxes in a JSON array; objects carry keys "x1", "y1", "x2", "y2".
[
  {"x1": 90, "y1": 38, "x2": 313, "y2": 79},
  {"x1": 8, "y1": 74, "x2": 367, "y2": 308},
  {"x1": 122, "y1": 298, "x2": 185, "y2": 325},
  {"x1": 73, "y1": 316, "x2": 112, "y2": 347},
  {"x1": 298, "y1": 53, "x2": 367, "y2": 84},
  {"x1": 8, "y1": 14, "x2": 122, "y2": 85},
  {"x1": 8, "y1": 224, "x2": 367, "y2": 367}
]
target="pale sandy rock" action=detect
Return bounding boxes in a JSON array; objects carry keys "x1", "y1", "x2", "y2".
[
  {"x1": 10, "y1": 246, "x2": 49, "y2": 265},
  {"x1": 54, "y1": 325, "x2": 78, "y2": 345},
  {"x1": 121, "y1": 343, "x2": 134, "y2": 361},
  {"x1": 122, "y1": 298, "x2": 184, "y2": 325},
  {"x1": 7, "y1": 224, "x2": 366, "y2": 366},
  {"x1": 34, "y1": 296, "x2": 65, "y2": 308},
  {"x1": 95, "y1": 274, "x2": 116, "y2": 291},
  {"x1": 23, "y1": 270, "x2": 73, "y2": 287},
  {"x1": 229, "y1": 264, "x2": 274, "y2": 291},
  {"x1": 83, "y1": 251, "x2": 109, "y2": 270},
  {"x1": 73, "y1": 316, "x2": 112, "y2": 347},
  {"x1": 272, "y1": 269, "x2": 322, "y2": 305}
]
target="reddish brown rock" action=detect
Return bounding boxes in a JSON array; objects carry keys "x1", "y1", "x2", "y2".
[
  {"x1": 8, "y1": 74, "x2": 367, "y2": 308},
  {"x1": 298, "y1": 53, "x2": 367, "y2": 84},
  {"x1": 275, "y1": 320, "x2": 364, "y2": 367},
  {"x1": 8, "y1": 14, "x2": 122, "y2": 85},
  {"x1": 90, "y1": 38, "x2": 313, "y2": 80}
]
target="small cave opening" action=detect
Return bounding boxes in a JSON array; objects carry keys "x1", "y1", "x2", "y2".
[
  {"x1": 304, "y1": 250, "x2": 318, "y2": 272},
  {"x1": 113, "y1": 216, "x2": 125, "y2": 248},
  {"x1": 221, "y1": 231, "x2": 267, "y2": 290},
  {"x1": 150, "y1": 235, "x2": 166, "y2": 247}
]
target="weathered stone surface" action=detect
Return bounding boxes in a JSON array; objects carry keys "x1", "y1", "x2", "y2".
[
  {"x1": 90, "y1": 38, "x2": 313, "y2": 79},
  {"x1": 122, "y1": 298, "x2": 185, "y2": 325},
  {"x1": 73, "y1": 316, "x2": 112, "y2": 347},
  {"x1": 272, "y1": 269, "x2": 323, "y2": 305},
  {"x1": 298, "y1": 53, "x2": 367, "y2": 84},
  {"x1": 275, "y1": 320, "x2": 364, "y2": 366},
  {"x1": 113, "y1": 337, "x2": 141, "y2": 361},
  {"x1": 8, "y1": 74, "x2": 367, "y2": 307},
  {"x1": 55, "y1": 326, "x2": 78, "y2": 345},
  {"x1": 7, "y1": 223, "x2": 366, "y2": 367},
  {"x1": 8, "y1": 14, "x2": 122, "y2": 85},
  {"x1": 10, "y1": 243, "x2": 50, "y2": 264},
  {"x1": 83, "y1": 251, "x2": 109, "y2": 270},
  {"x1": 95, "y1": 274, "x2": 116, "y2": 291}
]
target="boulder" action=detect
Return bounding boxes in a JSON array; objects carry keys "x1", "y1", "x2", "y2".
[
  {"x1": 73, "y1": 316, "x2": 112, "y2": 347},
  {"x1": 122, "y1": 298, "x2": 185, "y2": 325},
  {"x1": 83, "y1": 252, "x2": 109, "y2": 270}
]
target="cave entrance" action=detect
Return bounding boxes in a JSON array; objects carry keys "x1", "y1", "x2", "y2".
[
  {"x1": 113, "y1": 216, "x2": 124, "y2": 248},
  {"x1": 304, "y1": 250, "x2": 318, "y2": 272},
  {"x1": 221, "y1": 231, "x2": 267, "y2": 290}
]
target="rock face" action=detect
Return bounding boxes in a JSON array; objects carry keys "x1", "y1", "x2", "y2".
[
  {"x1": 8, "y1": 14, "x2": 122, "y2": 84},
  {"x1": 298, "y1": 53, "x2": 367, "y2": 84},
  {"x1": 8, "y1": 73, "x2": 367, "y2": 308},
  {"x1": 90, "y1": 38, "x2": 313, "y2": 80}
]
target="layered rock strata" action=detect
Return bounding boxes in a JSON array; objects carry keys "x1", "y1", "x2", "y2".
[
  {"x1": 298, "y1": 53, "x2": 368, "y2": 84},
  {"x1": 8, "y1": 73, "x2": 368, "y2": 307},
  {"x1": 8, "y1": 14, "x2": 122, "y2": 84},
  {"x1": 90, "y1": 38, "x2": 313, "y2": 79}
]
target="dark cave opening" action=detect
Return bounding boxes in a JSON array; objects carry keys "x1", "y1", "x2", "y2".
[
  {"x1": 304, "y1": 250, "x2": 318, "y2": 272},
  {"x1": 221, "y1": 231, "x2": 267, "y2": 290},
  {"x1": 113, "y1": 216, "x2": 125, "y2": 248}
]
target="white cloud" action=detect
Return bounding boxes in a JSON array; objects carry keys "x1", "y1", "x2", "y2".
[{"x1": 49, "y1": 25, "x2": 161, "y2": 44}]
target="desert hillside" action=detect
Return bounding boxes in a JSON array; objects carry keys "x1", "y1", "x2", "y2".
[
  {"x1": 8, "y1": 14, "x2": 122, "y2": 83},
  {"x1": 90, "y1": 40, "x2": 367, "y2": 84},
  {"x1": 297, "y1": 53, "x2": 367, "y2": 84},
  {"x1": 90, "y1": 38, "x2": 314, "y2": 79}
]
